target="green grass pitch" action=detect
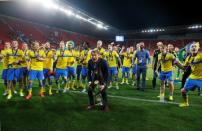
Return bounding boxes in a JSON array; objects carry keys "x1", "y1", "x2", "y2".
[{"x1": 0, "y1": 64, "x2": 202, "y2": 131}]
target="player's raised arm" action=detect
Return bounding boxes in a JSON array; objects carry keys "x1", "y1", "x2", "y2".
[
  {"x1": 119, "y1": 46, "x2": 125, "y2": 55},
  {"x1": 174, "y1": 59, "x2": 185, "y2": 70}
]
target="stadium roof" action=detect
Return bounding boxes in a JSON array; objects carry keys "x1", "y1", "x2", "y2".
[{"x1": 66, "y1": 0, "x2": 202, "y2": 30}]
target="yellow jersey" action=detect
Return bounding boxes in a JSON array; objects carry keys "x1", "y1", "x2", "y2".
[
  {"x1": 43, "y1": 50, "x2": 54, "y2": 71},
  {"x1": 55, "y1": 49, "x2": 71, "y2": 69},
  {"x1": 1, "y1": 49, "x2": 9, "y2": 69},
  {"x1": 80, "y1": 49, "x2": 91, "y2": 67},
  {"x1": 5, "y1": 48, "x2": 24, "y2": 68},
  {"x1": 105, "y1": 51, "x2": 119, "y2": 67},
  {"x1": 184, "y1": 55, "x2": 194, "y2": 66},
  {"x1": 133, "y1": 50, "x2": 138, "y2": 64},
  {"x1": 96, "y1": 48, "x2": 105, "y2": 59},
  {"x1": 158, "y1": 53, "x2": 175, "y2": 72},
  {"x1": 28, "y1": 50, "x2": 46, "y2": 71},
  {"x1": 67, "y1": 50, "x2": 77, "y2": 67},
  {"x1": 189, "y1": 53, "x2": 202, "y2": 80},
  {"x1": 21, "y1": 50, "x2": 30, "y2": 68},
  {"x1": 123, "y1": 52, "x2": 133, "y2": 67},
  {"x1": 74, "y1": 50, "x2": 81, "y2": 65}
]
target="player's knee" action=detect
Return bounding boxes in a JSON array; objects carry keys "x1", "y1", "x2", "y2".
[{"x1": 181, "y1": 88, "x2": 187, "y2": 95}]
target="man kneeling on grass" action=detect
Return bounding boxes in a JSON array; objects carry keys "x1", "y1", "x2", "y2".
[{"x1": 86, "y1": 49, "x2": 109, "y2": 111}]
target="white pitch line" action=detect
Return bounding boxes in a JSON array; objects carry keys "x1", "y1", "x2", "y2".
[
  {"x1": 71, "y1": 91, "x2": 202, "y2": 107},
  {"x1": 1, "y1": 87, "x2": 198, "y2": 107},
  {"x1": 108, "y1": 95, "x2": 180, "y2": 105},
  {"x1": 70, "y1": 90, "x2": 180, "y2": 105}
]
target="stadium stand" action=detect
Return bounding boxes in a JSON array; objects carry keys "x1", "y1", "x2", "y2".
[
  {"x1": 0, "y1": 15, "x2": 98, "y2": 49},
  {"x1": 0, "y1": 15, "x2": 201, "y2": 52}
]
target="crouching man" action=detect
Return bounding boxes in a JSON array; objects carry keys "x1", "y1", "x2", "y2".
[{"x1": 86, "y1": 49, "x2": 109, "y2": 111}]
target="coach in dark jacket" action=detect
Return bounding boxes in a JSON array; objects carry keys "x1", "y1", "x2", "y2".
[{"x1": 86, "y1": 50, "x2": 109, "y2": 111}]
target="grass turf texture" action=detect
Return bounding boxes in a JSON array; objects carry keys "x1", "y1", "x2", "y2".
[{"x1": 0, "y1": 65, "x2": 202, "y2": 131}]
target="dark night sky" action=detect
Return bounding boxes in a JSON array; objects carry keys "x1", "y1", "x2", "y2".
[{"x1": 65, "y1": 0, "x2": 202, "y2": 30}]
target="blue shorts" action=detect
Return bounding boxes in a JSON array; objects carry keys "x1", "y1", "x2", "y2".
[
  {"x1": 21, "y1": 67, "x2": 29, "y2": 77},
  {"x1": 109, "y1": 67, "x2": 118, "y2": 76},
  {"x1": 2, "y1": 69, "x2": 7, "y2": 80},
  {"x1": 67, "y1": 67, "x2": 76, "y2": 77},
  {"x1": 132, "y1": 64, "x2": 137, "y2": 74},
  {"x1": 81, "y1": 67, "x2": 88, "y2": 77},
  {"x1": 159, "y1": 71, "x2": 173, "y2": 81},
  {"x1": 122, "y1": 67, "x2": 130, "y2": 74},
  {"x1": 55, "y1": 68, "x2": 68, "y2": 79},
  {"x1": 184, "y1": 78, "x2": 202, "y2": 91},
  {"x1": 43, "y1": 68, "x2": 51, "y2": 79},
  {"x1": 29, "y1": 70, "x2": 44, "y2": 80},
  {"x1": 7, "y1": 68, "x2": 22, "y2": 81}
]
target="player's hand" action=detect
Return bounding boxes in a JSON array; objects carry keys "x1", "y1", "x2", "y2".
[
  {"x1": 37, "y1": 56, "x2": 44, "y2": 61},
  {"x1": 88, "y1": 81, "x2": 92, "y2": 87},
  {"x1": 173, "y1": 60, "x2": 179, "y2": 65},
  {"x1": 100, "y1": 85, "x2": 105, "y2": 91},
  {"x1": 37, "y1": 57, "x2": 42, "y2": 61},
  {"x1": 25, "y1": 56, "x2": 29, "y2": 60},
  {"x1": 94, "y1": 80, "x2": 99, "y2": 85},
  {"x1": 13, "y1": 60, "x2": 20, "y2": 65},
  {"x1": 52, "y1": 49, "x2": 56, "y2": 52}
]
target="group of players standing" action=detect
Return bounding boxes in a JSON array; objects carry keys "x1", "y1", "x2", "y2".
[{"x1": 0, "y1": 39, "x2": 202, "y2": 107}]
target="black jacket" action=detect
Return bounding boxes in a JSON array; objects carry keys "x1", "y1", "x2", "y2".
[{"x1": 87, "y1": 58, "x2": 109, "y2": 85}]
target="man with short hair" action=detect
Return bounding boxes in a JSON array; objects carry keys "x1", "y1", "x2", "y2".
[
  {"x1": 54, "y1": 41, "x2": 70, "y2": 93},
  {"x1": 43, "y1": 42, "x2": 54, "y2": 95},
  {"x1": 152, "y1": 42, "x2": 163, "y2": 89},
  {"x1": 156, "y1": 45, "x2": 178, "y2": 102},
  {"x1": 80, "y1": 42, "x2": 91, "y2": 92},
  {"x1": 5, "y1": 40, "x2": 24, "y2": 99},
  {"x1": 96, "y1": 40, "x2": 105, "y2": 59},
  {"x1": 0, "y1": 42, "x2": 11, "y2": 96},
  {"x1": 133, "y1": 42, "x2": 151, "y2": 91},
  {"x1": 105, "y1": 44, "x2": 122, "y2": 89},
  {"x1": 86, "y1": 50, "x2": 109, "y2": 111},
  {"x1": 26, "y1": 41, "x2": 46, "y2": 100},
  {"x1": 120, "y1": 47, "x2": 133, "y2": 85},
  {"x1": 21, "y1": 42, "x2": 30, "y2": 93},
  {"x1": 179, "y1": 42, "x2": 202, "y2": 107},
  {"x1": 66, "y1": 41, "x2": 77, "y2": 90}
]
